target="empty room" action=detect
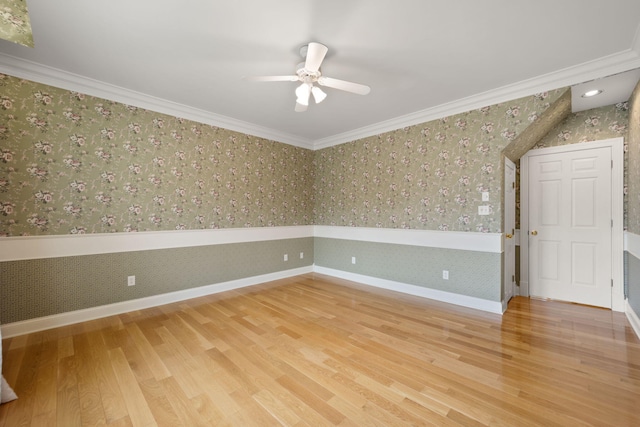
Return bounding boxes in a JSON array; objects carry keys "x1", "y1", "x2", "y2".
[{"x1": 1, "y1": 1, "x2": 640, "y2": 426}]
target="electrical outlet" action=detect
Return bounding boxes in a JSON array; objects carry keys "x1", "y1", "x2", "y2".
[
  {"x1": 352, "y1": 257, "x2": 356, "y2": 264},
  {"x1": 442, "y1": 270, "x2": 449, "y2": 280},
  {"x1": 478, "y1": 205, "x2": 490, "y2": 215},
  {"x1": 300, "y1": 252, "x2": 304, "y2": 259},
  {"x1": 284, "y1": 254, "x2": 288, "y2": 261},
  {"x1": 482, "y1": 192, "x2": 490, "y2": 202},
  {"x1": 127, "y1": 275, "x2": 135, "y2": 286}
]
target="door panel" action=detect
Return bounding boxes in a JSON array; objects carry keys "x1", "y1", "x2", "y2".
[
  {"x1": 572, "y1": 178, "x2": 596, "y2": 227},
  {"x1": 529, "y1": 147, "x2": 611, "y2": 308},
  {"x1": 540, "y1": 180, "x2": 561, "y2": 225}
]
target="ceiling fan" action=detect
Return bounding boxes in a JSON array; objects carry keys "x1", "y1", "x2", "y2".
[{"x1": 246, "y1": 42, "x2": 371, "y2": 112}]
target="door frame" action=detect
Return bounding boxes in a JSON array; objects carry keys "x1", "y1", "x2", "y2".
[
  {"x1": 504, "y1": 157, "x2": 516, "y2": 307},
  {"x1": 520, "y1": 137, "x2": 624, "y2": 311}
]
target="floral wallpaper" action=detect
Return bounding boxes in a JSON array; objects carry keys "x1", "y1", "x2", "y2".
[
  {"x1": 0, "y1": 74, "x2": 315, "y2": 236},
  {"x1": 519, "y1": 102, "x2": 630, "y2": 229},
  {"x1": 628, "y1": 81, "x2": 640, "y2": 235},
  {"x1": 313, "y1": 89, "x2": 566, "y2": 233},
  {"x1": 0, "y1": 0, "x2": 33, "y2": 47}
]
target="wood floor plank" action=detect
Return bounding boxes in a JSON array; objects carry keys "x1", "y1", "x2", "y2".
[
  {"x1": 85, "y1": 330, "x2": 129, "y2": 424},
  {"x1": 108, "y1": 348, "x2": 157, "y2": 427},
  {"x1": 1, "y1": 273, "x2": 639, "y2": 426}
]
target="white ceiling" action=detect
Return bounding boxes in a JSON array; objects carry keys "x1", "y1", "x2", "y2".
[{"x1": 1, "y1": 1, "x2": 640, "y2": 149}]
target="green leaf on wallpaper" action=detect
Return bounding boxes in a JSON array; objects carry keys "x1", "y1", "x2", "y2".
[{"x1": 0, "y1": 0, "x2": 34, "y2": 48}]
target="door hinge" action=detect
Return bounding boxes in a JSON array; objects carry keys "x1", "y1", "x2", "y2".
[
  {"x1": 611, "y1": 219, "x2": 613, "y2": 228},
  {"x1": 611, "y1": 279, "x2": 614, "y2": 287},
  {"x1": 512, "y1": 182, "x2": 515, "y2": 189},
  {"x1": 611, "y1": 159, "x2": 613, "y2": 169},
  {"x1": 512, "y1": 275, "x2": 515, "y2": 282}
]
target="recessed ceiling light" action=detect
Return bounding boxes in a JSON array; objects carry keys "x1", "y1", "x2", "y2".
[{"x1": 582, "y1": 89, "x2": 603, "y2": 98}]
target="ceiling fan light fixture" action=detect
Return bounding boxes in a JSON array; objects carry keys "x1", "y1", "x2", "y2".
[
  {"x1": 295, "y1": 83, "x2": 311, "y2": 106},
  {"x1": 248, "y1": 41, "x2": 370, "y2": 112},
  {"x1": 311, "y1": 86, "x2": 327, "y2": 103}
]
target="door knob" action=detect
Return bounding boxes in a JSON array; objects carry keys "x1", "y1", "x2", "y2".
[
  {"x1": 531, "y1": 230, "x2": 538, "y2": 236},
  {"x1": 505, "y1": 234, "x2": 513, "y2": 239}
]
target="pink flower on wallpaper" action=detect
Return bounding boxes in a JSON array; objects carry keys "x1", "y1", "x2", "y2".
[
  {"x1": 70, "y1": 134, "x2": 86, "y2": 147},
  {"x1": 95, "y1": 192, "x2": 112, "y2": 205},
  {"x1": 1, "y1": 96, "x2": 13, "y2": 110},
  {"x1": 26, "y1": 214, "x2": 48, "y2": 230},
  {"x1": 100, "y1": 128, "x2": 115, "y2": 140},
  {"x1": 128, "y1": 205, "x2": 142, "y2": 215},
  {"x1": 123, "y1": 183, "x2": 138, "y2": 195},
  {"x1": 63, "y1": 156, "x2": 82, "y2": 170},
  {"x1": 480, "y1": 122, "x2": 494, "y2": 133},
  {"x1": 557, "y1": 130, "x2": 571, "y2": 141},
  {"x1": 70, "y1": 180, "x2": 86, "y2": 192},
  {"x1": 1, "y1": 202, "x2": 15, "y2": 215},
  {"x1": 128, "y1": 123, "x2": 142, "y2": 134},
  {"x1": 585, "y1": 116, "x2": 600, "y2": 126},
  {"x1": 63, "y1": 110, "x2": 82, "y2": 124},
  {"x1": 34, "y1": 91, "x2": 53, "y2": 105},
  {"x1": 101, "y1": 215, "x2": 116, "y2": 226},
  {"x1": 26, "y1": 165, "x2": 48, "y2": 180},
  {"x1": 95, "y1": 148, "x2": 111, "y2": 161},
  {"x1": 506, "y1": 106, "x2": 520, "y2": 118},
  {"x1": 2, "y1": 149, "x2": 15, "y2": 162},
  {"x1": 481, "y1": 163, "x2": 494, "y2": 174},
  {"x1": 129, "y1": 164, "x2": 142, "y2": 174},
  {"x1": 455, "y1": 118, "x2": 467, "y2": 129},
  {"x1": 101, "y1": 171, "x2": 116, "y2": 183}
]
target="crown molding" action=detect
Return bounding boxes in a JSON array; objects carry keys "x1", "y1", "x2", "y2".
[
  {"x1": 314, "y1": 44, "x2": 640, "y2": 150},
  {"x1": 2, "y1": 28, "x2": 640, "y2": 152},
  {"x1": 0, "y1": 53, "x2": 315, "y2": 150}
]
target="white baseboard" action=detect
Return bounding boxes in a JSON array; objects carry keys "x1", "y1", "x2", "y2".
[
  {"x1": 313, "y1": 266, "x2": 503, "y2": 315},
  {"x1": 0, "y1": 266, "x2": 313, "y2": 338},
  {"x1": 626, "y1": 300, "x2": 640, "y2": 341}
]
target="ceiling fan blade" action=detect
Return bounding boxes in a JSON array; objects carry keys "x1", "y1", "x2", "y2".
[
  {"x1": 318, "y1": 76, "x2": 371, "y2": 95},
  {"x1": 295, "y1": 102, "x2": 308, "y2": 112},
  {"x1": 245, "y1": 75, "x2": 299, "y2": 82},
  {"x1": 304, "y1": 42, "x2": 328, "y2": 72}
]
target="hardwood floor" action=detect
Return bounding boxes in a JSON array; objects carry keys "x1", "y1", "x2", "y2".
[{"x1": 1, "y1": 273, "x2": 640, "y2": 426}]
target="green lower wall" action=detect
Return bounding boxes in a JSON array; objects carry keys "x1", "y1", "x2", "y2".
[
  {"x1": 0, "y1": 237, "x2": 313, "y2": 324},
  {"x1": 628, "y1": 251, "x2": 640, "y2": 316},
  {"x1": 314, "y1": 237, "x2": 501, "y2": 302}
]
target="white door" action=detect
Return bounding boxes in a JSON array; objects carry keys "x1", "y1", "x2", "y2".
[
  {"x1": 504, "y1": 158, "x2": 516, "y2": 304},
  {"x1": 528, "y1": 146, "x2": 612, "y2": 308}
]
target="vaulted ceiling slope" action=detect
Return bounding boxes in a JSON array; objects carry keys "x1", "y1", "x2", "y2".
[{"x1": 0, "y1": 1, "x2": 640, "y2": 149}]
